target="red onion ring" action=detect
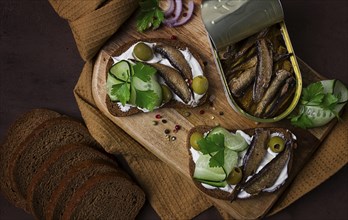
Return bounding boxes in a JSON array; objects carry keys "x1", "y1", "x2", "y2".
[
  {"x1": 164, "y1": 0, "x2": 175, "y2": 17},
  {"x1": 163, "y1": 0, "x2": 182, "y2": 25},
  {"x1": 172, "y1": 0, "x2": 194, "y2": 27}
]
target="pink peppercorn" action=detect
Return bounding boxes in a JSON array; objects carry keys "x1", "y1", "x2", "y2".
[{"x1": 175, "y1": 125, "x2": 181, "y2": 130}]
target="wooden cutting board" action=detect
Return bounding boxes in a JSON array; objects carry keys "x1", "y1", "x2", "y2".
[{"x1": 91, "y1": 1, "x2": 337, "y2": 218}]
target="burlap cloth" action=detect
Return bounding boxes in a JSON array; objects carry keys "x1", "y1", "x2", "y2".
[{"x1": 48, "y1": 0, "x2": 348, "y2": 219}]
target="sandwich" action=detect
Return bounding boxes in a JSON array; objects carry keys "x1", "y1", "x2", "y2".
[
  {"x1": 187, "y1": 125, "x2": 296, "y2": 201},
  {"x1": 105, "y1": 38, "x2": 209, "y2": 117}
]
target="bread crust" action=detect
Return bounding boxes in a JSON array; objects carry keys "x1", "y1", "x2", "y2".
[
  {"x1": 187, "y1": 126, "x2": 295, "y2": 201},
  {"x1": 105, "y1": 38, "x2": 208, "y2": 117},
  {"x1": 61, "y1": 173, "x2": 145, "y2": 220},
  {"x1": 45, "y1": 159, "x2": 122, "y2": 220},
  {"x1": 0, "y1": 109, "x2": 61, "y2": 211},
  {"x1": 7, "y1": 117, "x2": 99, "y2": 202}
]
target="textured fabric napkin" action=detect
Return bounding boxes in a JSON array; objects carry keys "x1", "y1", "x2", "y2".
[
  {"x1": 49, "y1": 0, "x2": 348, "y2": 219},
  {"x1": 73, "y1": 61, "x2": 212, "y2": 219}
]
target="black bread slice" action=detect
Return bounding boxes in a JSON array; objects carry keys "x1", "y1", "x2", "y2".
[
  {"x1": 62, "y1": 173, "x2": 145, "y2": 220},
  {"x1": 187, "y1": 126, "x2": 295, "y2": 201},
  {"x1": 27, "y1": 143, "x2": 117, "y2": 220},
  {"x1": 46, "y1": 159, "x2": 126, "y2": 220},
  {"x1": 0, "y1": 108, "x2": 60, "y2": 211},
  {"x1": 105, "y1": 38, "x2": 208, "y2": 117},
  {"x1": 8, "y1": 117, "x2": 99, "y2": 202}
]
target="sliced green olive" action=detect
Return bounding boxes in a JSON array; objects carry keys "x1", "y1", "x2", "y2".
[
  {"x1": 161, "y1": 84, "x2": 172, "y2": 104},
  {"x1": 268, "y1": 136, "x2": 285, "y2": 153},
  {"x1": 191, "y1": 76, "x2": 208, "y2": 95},
  {"x1": 190, "y1": 132, "x2": 203, "y2": 151},
  {"x1": 133, "y1": 42, "x2": 153, "y2": 61},
  {"x1": 226, "y1": 167, "x2": 242, "y2": 185}
]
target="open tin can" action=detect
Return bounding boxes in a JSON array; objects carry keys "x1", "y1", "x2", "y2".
[{"x1": 202, "y1": 0, "x2": 302, "y2": 123}]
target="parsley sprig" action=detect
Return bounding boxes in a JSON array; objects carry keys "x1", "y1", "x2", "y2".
[
  {"x1": 136, "y1": 0, "x2": 164, "y2": 32},
  {"x1": 197, "y1": 133, "x2": 225, "y2": 168},
  {"x1": 289, "y1": 81, "x2": 340, "y2": 128},
  {"x1": 110, "y1": 62, "x2": 160, "y2": 111},
  {"x1": 111, "y1": 83, "x2": 130, "y2": 106}
]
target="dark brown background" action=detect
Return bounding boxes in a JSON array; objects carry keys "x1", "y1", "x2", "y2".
[{"x1": 0, "y1": 0, "x2": 347, "y2": 219}]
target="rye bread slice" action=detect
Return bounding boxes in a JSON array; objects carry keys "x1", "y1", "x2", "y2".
[
  {"x1": 8, "y1": 117, "x2": 99, "y2": 203},
  {"x1": 46, "y1": 159, "x2": 126, "y2": 220},
  {"x1": 0, "y1": 108, "x2": 60, "y2": 210},
  {"x1": 187, "y1": 126, "x2": 295, "y2": 201},
  {"x1": 27, "y1": 143, "x2": 117, "y2": 220},
  {"x1": 105, "y1": 38, "x2": 208, "y2": 117},
  {"x1": 62, "y1": 173, "x2": 145, "y2": 220}
]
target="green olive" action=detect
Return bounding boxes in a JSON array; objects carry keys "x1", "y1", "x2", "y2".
[
  {"x1": 191, "y1": 76, "x2": 208, "y2": 95},
  {"x1": 161, "y1": 84, "x2": 172, "y2": 104},
  {"x1": 268, "y1": 136, "x2": 285, "y2": 153},
  {"x1": 227, "y1": 167, "x2": 242, "y2": 185},
  {"x1": 190, "y1": 132, "x2": 203, "y2": 151},
  {"x1": 133, "y1": 42, "x2": 153, "y2": 61}
]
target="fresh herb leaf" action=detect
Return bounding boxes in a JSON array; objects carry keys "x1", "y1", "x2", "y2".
[
  {"x1": 133, "y1": 62, "x2": 156, "y2": 82},
  {"x1": 289, "y1": 80, "x2": 344, "y2": 129},
  {"x1": 111, "y1": 83, "x2": 130, "y2": 106},
  {"x1": 290, "y1": 112, "x2": 313, "y2": 129},
  {"x1": 301, "y1": 82, "x2": 324, "y2": 105},
  {"x1": 136, "y1": 0, "x2": 164, "y2": 32},
  {"x1": 135, "y1": 89, "x2": 159, "y2": 111},
  {"x1": 209, "y1": 150, "x2": 225, "y2": 168},
  {"x1": 197, "y1": 134, "x2": 225, "y2": 168},
  {"x1": 322, "y1": 93, "x2": 339, "y2": 110}
]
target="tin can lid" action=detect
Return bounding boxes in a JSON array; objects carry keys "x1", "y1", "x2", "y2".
[{"x1": 201, "y1": 0, "x2": 284, "y2": 50}]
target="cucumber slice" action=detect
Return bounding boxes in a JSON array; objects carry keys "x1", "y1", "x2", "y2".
[
  {"x1": 193, "y1": 148, "x2": 238, "y2": 182},
  {"x1": 301, "y1": 105, "x2": 339, "y2": 127},
  {"x1": 200, "y1": 180, "x2": 227, "y2": 187},
  {"x1": 193, "y1": 154, "x2": 226, "y2": 182},
  {"x1": 209, "y1": 126, "x2": 230, "y2": 137},
  {"x1": 129, "y1": 84, "x2": 137, "y2": 105},
  {"x1": 320, "y1": 79, "x2": 348, "y2": 103},
  {"x1": 223, "y1": 149, "x2": 238, "y2": 175},
  {"x1": 320, "y1": 79, "x2": 335, "y2": 94},
  {"x1": 109, "y1": 60, "x2": 132, "y2": 82},
  {"x1": 333, "y1": 80, "x2": 348, "y2": 103},
  {"x1": 106, "y1": 73, "x2": 128, "y2": 101},
  {"x1": 209, "y1": 127, "x2": 248, "y2": 152},
  {"x1": 225, "y1": 133, "x2": 249, "y2": 152},
  {"x1": 193, "y1": 167, "x2": 226, "y2": 182},
  {"x1": 298, "y1": 80, "x2": 348, "y2": 128}
]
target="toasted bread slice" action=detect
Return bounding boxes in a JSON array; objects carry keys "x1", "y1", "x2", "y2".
[
  {"x1": 105, "y1": 38, "x2": 208, "y2": 117},
  {"x1": 187, "y1": 125, "x2": 295, "y2": 201}
]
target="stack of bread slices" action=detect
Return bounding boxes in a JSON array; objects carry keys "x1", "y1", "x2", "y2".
[{"x1": 0, "y1": 109, "x2": 145, "y2": 220}]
